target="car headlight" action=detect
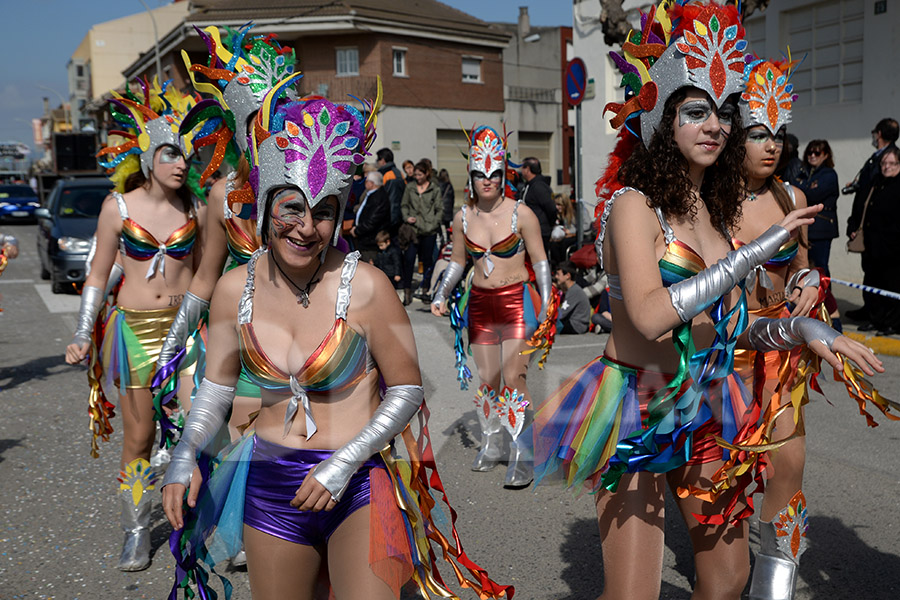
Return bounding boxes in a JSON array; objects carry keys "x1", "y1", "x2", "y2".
[
  {"x1": 0, "y1": 202, "x2": 8, "y2": 208},
  {"x1": 28, "y1": 202, "x2": 39, "y2": 207},
  {"x1": 58, "y1": 237, "x2": 92, "y2": 252}
]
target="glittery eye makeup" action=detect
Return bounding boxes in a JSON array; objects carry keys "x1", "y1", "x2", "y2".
[
  {"x1": 472, "y1": 171, "x2": 502, "y2": 182},
  {"x1": 678, "y1": 100, "x2": 714, "y2": 126},
  {"x1": 716, "y1": 103, "x2": 735, "y2": 127},
  {"x1": 158, "y1": 146, "x2": 184, "y2": 164},
  {"x1": 747, "y1": 128, "x2": 771, "y2": 144}
]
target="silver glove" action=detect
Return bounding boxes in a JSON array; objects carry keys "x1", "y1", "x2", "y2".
[
  {"x1": 161, "y1": 378, "x2": 234, "y2": 490},
  {"x1": 157, "y1": 291, "x2": 210, "y2": 370},
  {"x1": 1, "y1": 234, "x2": 18, "y2": 248},
  {"x1": 72, "y1": 285, "x2": 105, "y2": 346},
  {"x1": 533, "y1": 259, "x2": 552, "y2": 320},
  {"x1": 668, "y1": 225, "x2": 790, "y2": 322},
  {"x1": 431, "y1": 261, "x2": 464, "y2": 307},
  {"x1": 748, "y1": 316, "x2": 839, "y2": 353},
  {"x1": 313, "y1": 384, "x2": 423, "y2": 501},
  {"x1": 785, "y1": 268, "x2": 820, "y2": 297},
  {"x1": 104, "y1": 262, "x2": 124, "y2": 298}
]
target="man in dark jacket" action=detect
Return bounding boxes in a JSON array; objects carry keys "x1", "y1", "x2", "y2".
[
  {"x1": 846, "y1": 118, "x2": 898, "y2": 321},
  {"x1": 376, "y1": 148, "x2": 405, "y2": 230},
  {"x1": 520, "y1": 157, "x2": 557, "y2": 250},
  {"x1": 351, "y1": 171, "x2": 391, "y2": 263}
]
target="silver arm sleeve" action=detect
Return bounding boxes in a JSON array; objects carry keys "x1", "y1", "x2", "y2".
[
  {"x1": 533, "y1": 259, "x2": 552, "y2": 319},
  {"x1": 668, "y1": 225, "x2": 791, "y2": 322},
  {"x1": 748, "y1": 316, "x2": 839, "y2": 353},
  {"x1": 103, "y1": 262, "x2": 124, "y2": 298},
  {"x1": 156, "y1": 292, "x2": 210, "y2": 369},
  {"x1": 785, "y1": 268, "x2": 820, "y2": 296},
  {"x1": 72, "y1": 285, "x2": 105, "y2": 346},
  {"x1": 431, "y1": 261, "x2": 464, "y2": 306},
  {"x1": 161, "y1": 378, "x2": 235, "y2": 489},
  {"x1": 313, "y1": 384, "x2": 424, "y2": 501}
]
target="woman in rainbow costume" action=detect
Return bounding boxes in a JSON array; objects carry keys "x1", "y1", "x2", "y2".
[
  {"x1": 732, "y1": 55, "x2": 899, "y2": 600},
  {"x1": 152, "y1": 24, "x2": 299, "y2": 456},
  {"x1": 430, "y1": 124, "x2": 557, "y2": 488},
  {"x1": 160, "y1": 81, "x2": 512, "y2": 599},
  {"x1": 531, "y1": 2, "x2": 883, "y2": 598},
  {"x1": 64, "y1": 78, "x2": 205, "y2": 571}
]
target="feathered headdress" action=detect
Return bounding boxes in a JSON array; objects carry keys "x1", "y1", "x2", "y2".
[
  {"x1": 97, "y1": 77, "x2": 199, "y2": 195},
  {"x1": 739, "y1": 51, "x2": 802, "y2": 134},
  {"x1": 179, "y1": 24, "x2": 299, "y2": 185},
  {"x1": 248, "y1": 76, "x2": 383, "y2": 244}
]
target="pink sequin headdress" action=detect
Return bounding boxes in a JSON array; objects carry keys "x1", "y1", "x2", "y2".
[{"x1": 249, "y1": 77, "x2": 382, "y2": 244}]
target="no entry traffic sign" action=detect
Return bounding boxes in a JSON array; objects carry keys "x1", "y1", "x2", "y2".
[{"x1": 566, "y1": 58, "x2": 587, "y2": 107}]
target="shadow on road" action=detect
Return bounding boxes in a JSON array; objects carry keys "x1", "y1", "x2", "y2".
[
  {"x1": 0, "y1": 437, "x2": 24, "y2": 464},
  {"x1": 0, "y1": 354, "x2": 75, "y2": 392}
]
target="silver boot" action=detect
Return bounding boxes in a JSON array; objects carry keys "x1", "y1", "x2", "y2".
[
  {"x1": 471, "y1": 385, "x2": 502, "y2": 471},
  {"x1": 116, "y1": 458, "x2": 157, "y2": 572},
  {"x1": 749, "y1": 491, "x2": 809, "y2": 600},
  {"x1": 496, "y1": 387, "x2": 533, "y2": 488}
]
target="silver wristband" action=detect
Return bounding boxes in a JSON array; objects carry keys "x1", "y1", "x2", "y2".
[
  {"x1": 72, "y1": 285, "x2": 105, "y2": 346},
  {"x1": 162, "y1": 378, "x2": 235, "y2": 490},
  {"x1": 157, "y1": 291, "x2": 210, "y2": 369},
  {"x1": 313, "y1": 384, "x2": 423, "y2": 501},
  {"x1": 748, "y1": 316, "x2": 839, "y2": 353},
  {"x1": 785, "y1": 268, "x2": 820, "y2": 297},
  {"x1": 533, "y1": 259, "x2": 552, "y2": 319},
  {"x1": 431, "y1": 261, "x2": 464, "y2": 306},
  {"x1": 103, "y1": 262, "x2": 124, "y2": 298},
  {"x1": 668, "y1": 225, "x2": 790, "y2": 322}
]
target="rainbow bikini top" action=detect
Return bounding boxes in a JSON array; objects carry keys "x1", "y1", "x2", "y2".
[
  {"x1": 600, "y1": 188, "x2": 712, "y2": 301},
  {"x1": 238, "y1": 250, "x2": 376, "y2": 439},
  {"x1": 461, "y1": 200, "x2": 524, "y2": 276},
  {"x1": 113, "y1": 192, "x2": 197, "y2": 280},
  {"x1": 223, "y1": 172, "x2": 260, "y2": 267}
]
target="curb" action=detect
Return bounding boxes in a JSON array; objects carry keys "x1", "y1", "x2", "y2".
[{"x1": 843, "y1": 331, "x2": 900, "y2": 357}]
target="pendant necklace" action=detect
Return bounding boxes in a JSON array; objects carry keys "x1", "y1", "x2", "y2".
[
  {"x1": 747, "y1": 182, "x2": 768, "y2": 201},
  {"x1": 271, "y1": 252, "x2": 324, "y2": 308},
  {"x1": 475, "y1": 197, "x2": 504, "y2": 226}
]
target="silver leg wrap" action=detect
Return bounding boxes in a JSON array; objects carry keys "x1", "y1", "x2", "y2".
[
  {"x1": 116, "y1": 458, "x2": 157, "y2": 572},
  {"x1": 749, "y1": 491, "x2": 809, "y2": 600},
  {"x1": 471, "y1": 385, "x2": 502, "y2": 472}
]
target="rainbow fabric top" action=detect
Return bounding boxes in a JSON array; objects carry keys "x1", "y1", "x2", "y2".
[
  {"x1": 732, "y1": 237, "x2": 798, "y2": 270},
  {"x1": 239, "y1": 317, "x2": 370, "y2": 394},
  {"x1": 659, "y1": 238, "x2": 707, "y2": 285},
  {"x1": 224, "y1": 216, "x2": 259, "y2": 266},
  {"x1": 464, "y1": 232, "x2": 522, "y2": 260},
  {"x1": 121, "y1": 218, "x2": 197, "y2": 261}
]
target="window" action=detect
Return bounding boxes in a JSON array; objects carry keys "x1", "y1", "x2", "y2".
[
  {"x1": 392, "y1": 48, "x2": 407, "y2": 77},
  {"x1": 336, "y1": 47, "x2": 359, "y2": 77},
  {"x1": 76, "y1": 65, "x2": 84, "y2": 77},
  {"x1": 462, "y1": 57, "x2": 482, "y2": 83},
  {"x1": 785, "y1": 0, "x2": 863, "y2": 106}
]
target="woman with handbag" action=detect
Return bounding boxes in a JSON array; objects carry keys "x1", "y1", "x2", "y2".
[
  {"x1": 852, "y1": 146, "x2": 900, "y2": 334},
  {"x1": 796, "y1": 140, "x2": 840, "y2": 275}
]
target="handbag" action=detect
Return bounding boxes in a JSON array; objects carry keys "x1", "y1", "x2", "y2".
[{"x1": 846, "y1": 187, "x2": 874, "y2": 253}]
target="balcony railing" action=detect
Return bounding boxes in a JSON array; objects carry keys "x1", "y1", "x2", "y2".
[
  {"x1": 505, "y1": 85, "x2": 559, "y2": 104},
  {"x1": 296, "y1": 75, "x2": 379, "y2": 102}
]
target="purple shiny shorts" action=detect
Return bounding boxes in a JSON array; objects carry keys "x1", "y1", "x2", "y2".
[{"x1": 243, "y1": 436, "x2": 384, "y2": 546}]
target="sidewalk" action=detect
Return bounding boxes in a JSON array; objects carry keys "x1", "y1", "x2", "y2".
[{"x1": 830, "y1": 280, "x2": 900, "y2": 356}]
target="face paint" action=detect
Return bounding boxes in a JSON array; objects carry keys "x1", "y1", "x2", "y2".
[
  {"x1": 716, "y1": 102, "x2": 735, "y2": 127},
  {"x1": 270, "y1": 188, "x2": 337, "y2": 238},
  {"x1": 678, "y1": 100, "x2": 714, "y2": 127},
  {"x1": 747, "y1": 126, "x2": 786, "y2": 146},
  {"x1": 471, "y1": 170, "x2": 503, "y2": 182},
  {"x1": 158, "y1": 145, "x2": 184, "y2": 164}
]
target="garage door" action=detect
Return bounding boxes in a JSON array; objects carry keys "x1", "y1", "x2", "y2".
[
  {"x1": 436, "y1": 129, "x2": 471, "y2": 210},
  {"x1": 515, "y1": 132, "x2": 552, "y2": 186}
]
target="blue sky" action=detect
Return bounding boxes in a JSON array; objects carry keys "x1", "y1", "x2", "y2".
[{"x1": 0, "y1": 1, "x2": 572, "y2": 155}]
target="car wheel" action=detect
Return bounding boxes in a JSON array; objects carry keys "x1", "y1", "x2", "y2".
[{"x1": 51, "y1": 275, "x2": 68, "y2": 294}]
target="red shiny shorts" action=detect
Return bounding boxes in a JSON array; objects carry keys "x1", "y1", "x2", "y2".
[{"x1": 467, "y1": 282, "x2": 537, "y2": 345}]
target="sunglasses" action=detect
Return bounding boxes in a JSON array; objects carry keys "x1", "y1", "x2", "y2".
[{"x1": 807, "y1": 150, "x2": 823, "y2": 157}]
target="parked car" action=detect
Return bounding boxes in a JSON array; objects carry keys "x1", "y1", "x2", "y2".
[
  {"x1": 0, "y1": 184, "x2": 40, "y2": 222},
  {"x1": 36, "y1": 177, "x2": 113, "y2": 293}
]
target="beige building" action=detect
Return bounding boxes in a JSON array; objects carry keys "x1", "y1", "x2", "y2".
[{"x1": 67, "y1": 1, "x2": 189, "y2": 131}]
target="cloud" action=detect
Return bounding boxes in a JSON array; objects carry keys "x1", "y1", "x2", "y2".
[{"x1": 0, "y1": 84, "x2": 30, "y2": 111}]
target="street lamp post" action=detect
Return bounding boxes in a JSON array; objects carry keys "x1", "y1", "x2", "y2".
[
  {"x1": 137, "y1": 0, "x2": 163, "y2": 83},
  {"x1": 35, "y1": 85, "x2": 70, "y2": 131}
]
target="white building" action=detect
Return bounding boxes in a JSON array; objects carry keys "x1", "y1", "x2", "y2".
[{"x1": 572, "y1": 0, "x2": 900, "y2": 281}]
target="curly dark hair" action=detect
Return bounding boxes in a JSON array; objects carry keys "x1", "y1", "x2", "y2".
[{"x1": 618, "y1": 87, "x2": 747, "y2": 234}]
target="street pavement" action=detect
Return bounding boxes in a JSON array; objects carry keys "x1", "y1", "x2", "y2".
[{"x1": 1, "y1": 221, "x2": 898, "y2": 599}]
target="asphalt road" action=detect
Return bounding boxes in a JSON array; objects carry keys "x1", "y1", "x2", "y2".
[{"x1": 1, "y1": 222, "x2": 898, "y2": 600}]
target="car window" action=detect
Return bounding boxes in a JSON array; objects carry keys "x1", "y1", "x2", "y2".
[
  {"x1": 57, "y1": 188, "x2": 108, "y2": 218},
  {"x1": 0, "y1": 185, "x2": 38, "y2": 204}
]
